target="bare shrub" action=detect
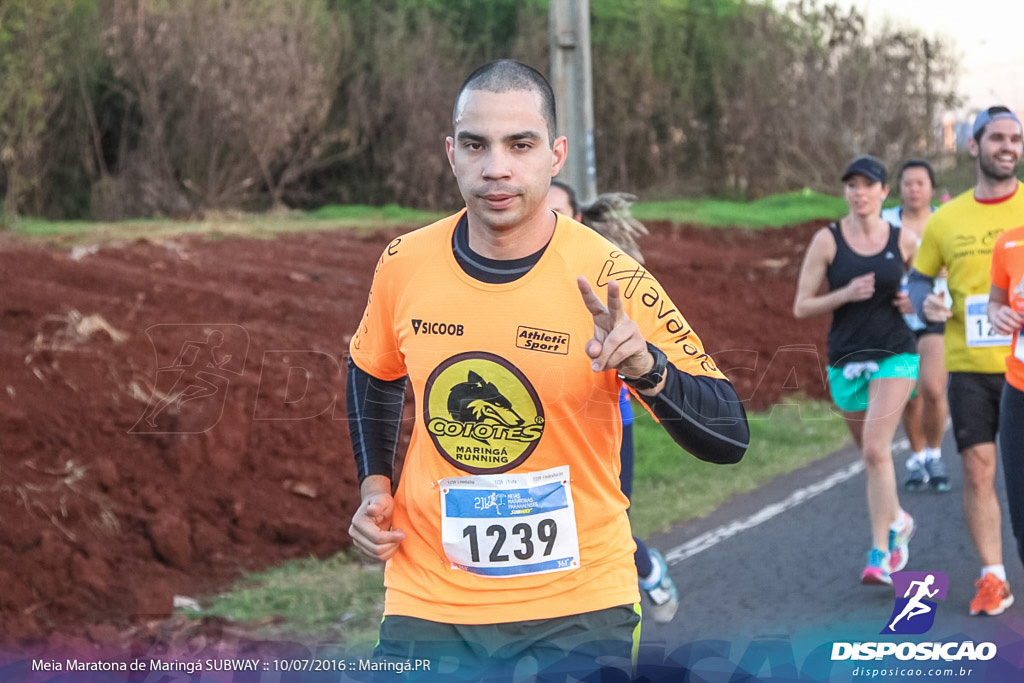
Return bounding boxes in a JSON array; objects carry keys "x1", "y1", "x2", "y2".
[
  {"x1": 104, "y1": 0, "x2": 344, "y2": 216},
  {"x1": 331, "y1": 3, "x2": 552, "y2": 210},
  {"x1": 0, "y1": 0, "x2": 89, "y2": 218},
  {"x1": 712, "y1": 1, "x2": 960, "y2": 195},
  {"x1": 590, "y1": 2, "x2": 690, "y2": 195},
  {"x1": 341, "y1": 6, "x2": 467, "y2": 210}
]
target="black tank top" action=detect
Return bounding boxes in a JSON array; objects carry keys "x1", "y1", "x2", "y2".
[{"x1": 826, "y1": 221, "x2": 916, "y2": 366}]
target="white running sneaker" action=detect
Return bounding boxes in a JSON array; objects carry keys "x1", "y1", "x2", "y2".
[
  {"x1": 640, "y1": 549, "x2": 679, "y2": 624},
  {"x1": 888, "y1": 510, "x2": 916, "y2": 572}
]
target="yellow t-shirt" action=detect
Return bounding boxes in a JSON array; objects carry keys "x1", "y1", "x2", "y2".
[
  {"x1": 349, "y1": 210, "x2": 725, "y2": 624},
  {"x1": 913, "y1": 182, "x2": 1024, "y2": 373}
]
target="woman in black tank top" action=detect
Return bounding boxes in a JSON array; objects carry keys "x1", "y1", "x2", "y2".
[{"x1": 793, "y1": 155, "x2": 921, "y2": 587}]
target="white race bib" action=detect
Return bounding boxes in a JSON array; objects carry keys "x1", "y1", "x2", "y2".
[
  {"x1": 965, "y1": 294, "x2": 1012, "y2": 348},
  {"x1": 1015, "y1": 332, "x2": 1024, "y2": 363},
  {"x1": 439, "y1": 465, "x2": 580, "y2": 578}
]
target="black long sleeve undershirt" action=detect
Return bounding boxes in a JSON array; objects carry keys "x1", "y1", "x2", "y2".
[
  {"x1": 347, "y1": 355, "x2": 748, "y2": 482},
  {"x1": 636, "y1": 364, "x2": 748, "y2": 464},
  {"x1": 346, "y1": 356, "x2": 407, "y2": 483}
]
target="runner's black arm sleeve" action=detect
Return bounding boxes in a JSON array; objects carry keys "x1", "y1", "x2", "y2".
[
  {"x1": 635, "y1": 363, "x2": 749, "y2": 464},
  {"x1": 346, "y1": 356, "x2": 407, "y2": 483},
  {"x1": 907, "y1": 269, "x2": 935, "y2": 322}
]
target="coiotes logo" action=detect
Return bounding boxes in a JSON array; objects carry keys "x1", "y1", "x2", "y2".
[{"x1": 423, "y1": 352, "x2": 544, "y2": 474}]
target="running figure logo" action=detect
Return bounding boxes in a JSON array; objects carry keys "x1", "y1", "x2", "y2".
[
  {"x1": 475, "y1": 492, "x2": 506, "y2": 515},
  {"x1": 882, "y1": 571, "x2": 949, "y2": 635},
  {"x1": 131, "y1": 324, "x2": 249, "y2": 434}
]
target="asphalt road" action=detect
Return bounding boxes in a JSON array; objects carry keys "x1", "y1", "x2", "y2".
[{"x1": 635, "y1": 428, "x2": 1024, "y2": 682}]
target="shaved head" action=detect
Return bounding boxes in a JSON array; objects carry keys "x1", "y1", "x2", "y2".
[{"x1": 454, "y1": 60, "x2": 557, "y2": 144}]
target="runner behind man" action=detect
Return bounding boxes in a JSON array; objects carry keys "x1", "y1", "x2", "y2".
[
  {"x1": 884, "y1": 159, "x2": 951, "y2": 492},
  {"x1": 907, "y1": 105, "x2": 1024, "y2": 616},
  {"x1": 794, "y1": 155, "x2": 919, "y2": 586}
]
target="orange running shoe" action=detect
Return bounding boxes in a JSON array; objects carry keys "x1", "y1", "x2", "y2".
[{"x1": 969, "y1": 573, "x2": 1014, "y2": 616}]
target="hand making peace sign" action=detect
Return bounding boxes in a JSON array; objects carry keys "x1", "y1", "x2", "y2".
[{"x1": 576, "y1": 275, "x2": 659, "y2": 385}]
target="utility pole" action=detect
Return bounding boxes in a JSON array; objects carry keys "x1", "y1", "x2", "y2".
[
  {"x1": 923, "y1": 38, "x2": 935, "y2": 153},
  {"x1": 549, "y1": 0, "x2": 597, "y2": 201}
]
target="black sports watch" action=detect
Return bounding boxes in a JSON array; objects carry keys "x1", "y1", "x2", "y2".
[{"x1": 618, "y1": 342, "x2": 668, "y2": 391}]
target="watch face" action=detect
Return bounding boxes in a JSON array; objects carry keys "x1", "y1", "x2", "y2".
[
  {"x1": 622, "y1": 343, "x2": 666, "y2": 389},
  {"x1": 642, "y1": 370, "x2": 664, "y2": 389}
]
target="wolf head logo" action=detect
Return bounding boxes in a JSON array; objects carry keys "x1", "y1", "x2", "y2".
[
  {"x1": 424, "y1": 353, "x2": 544, "y2": 473},
  {"x1": 448, "y1": 371, "x2": 524, "y2": 442}
]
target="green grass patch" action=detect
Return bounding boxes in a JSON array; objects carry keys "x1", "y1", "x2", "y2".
[
  {"x1": 628, "y1": 399, "x2": 849, "y2": 538},
  {"x1": 303, "y1": 203, "x2": 443, "y2": 223},
  {"x1": 13, "y1": 217, "x2": 152, "y2": 236},
  {"x1": 5, "y1": 205, "x2": 447, "y2": 246},
  {"x1": 191, "y1": 551, "x2": 384, "y2": 651},
  {"x1": 188, "y1": 400, "x2": 850, "y2": 642},
  {"x1": 631, "y1": 190, "x2": 847, "y2": 228},
  {"x1": 3, "y1": 192, "x2": 849, "y2": 244}
]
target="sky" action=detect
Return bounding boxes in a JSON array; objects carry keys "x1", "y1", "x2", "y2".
[{"x1": 831, "y1": 0, "x2": 1024, "y2": 114}]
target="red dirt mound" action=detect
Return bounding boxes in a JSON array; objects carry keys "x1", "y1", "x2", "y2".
[{"x1": 0, "y1": 219, "x2": 831, "y2": 647}]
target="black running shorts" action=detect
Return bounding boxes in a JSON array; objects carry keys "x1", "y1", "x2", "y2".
[
  {"x1": 948, "y1": 372, "x2": 1005, "y2": 452},
  {"x1": 372, "y1": 604, "x2": 641, "y2": 681}
]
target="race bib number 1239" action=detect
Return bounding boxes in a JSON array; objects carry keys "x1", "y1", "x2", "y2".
[{"x1": 439, "y1": 466, "x2": 580, "y2": 578}]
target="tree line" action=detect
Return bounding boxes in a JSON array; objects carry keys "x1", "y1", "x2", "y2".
[{"x1": 0, "y1": 0, "x2": 959, "y2": 221}]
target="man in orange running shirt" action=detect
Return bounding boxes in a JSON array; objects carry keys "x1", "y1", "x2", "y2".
[{"x1": 346, "y1": 59, "x2": 748, "y2": 680}]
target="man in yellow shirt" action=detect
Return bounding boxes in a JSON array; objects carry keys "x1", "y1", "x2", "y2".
[
  {"x1": 908, "y1": 105, "x2": 1024, "y2": 616},
  {"x1": 345, "y1": 60, "x2": 748, "y2": 680}
]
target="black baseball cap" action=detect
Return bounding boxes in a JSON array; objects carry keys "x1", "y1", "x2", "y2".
[{"x1": 841, "y1": 155, "x2": 888, "y2": 184}]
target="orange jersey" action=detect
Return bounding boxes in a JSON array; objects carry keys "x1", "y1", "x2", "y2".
[
  {"x1": 349, "y1": 210, "x2": 725, "y2": 624},
  {"x1": 990, "y1": 225, "x2": 1024, "y2": 391}
]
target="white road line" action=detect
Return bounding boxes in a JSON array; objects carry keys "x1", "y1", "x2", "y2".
[{"x1": 664, "y1": 437, "x2": 910, "y2": 565}]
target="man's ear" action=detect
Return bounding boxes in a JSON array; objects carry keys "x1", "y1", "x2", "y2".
[
  {"x1": 445, "y1": 136, "x2": 457, "y2": 174},
  {"x1": 550, "y1": 135, "x2": 568, "y2": 177}
]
